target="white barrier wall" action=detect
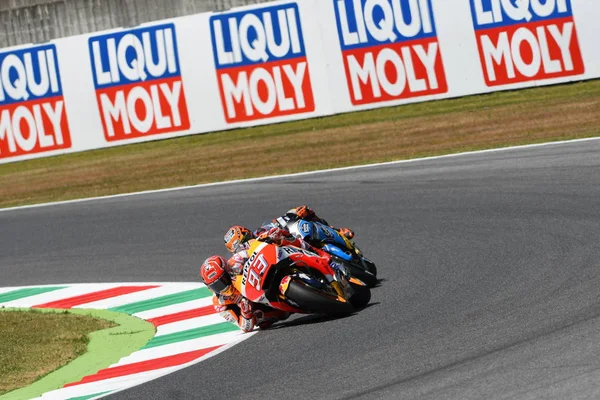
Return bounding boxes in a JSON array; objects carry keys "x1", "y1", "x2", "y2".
[{"x1": 1, "y1": 0, "x2": 598, "y2": 163}]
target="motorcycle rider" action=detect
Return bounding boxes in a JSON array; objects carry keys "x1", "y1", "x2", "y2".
[
  {"x1": 283, "y1": 205, "x2": 355, "y2": 240},
  {"x1": 201, "y1": 207, "x2": 357, "y2": 332},
  {"x1": 200, "y1": 254, "x2": 290, "y2": 332},
  {"x1": 207, "y1": 207, "x2": 354, "y2": 331},
  {"x1": 224, "y1": 224, "x2": 343, "y2": 270},
  {"x1": 258, "y1": 205, "x2": 354, "y2": 240}
]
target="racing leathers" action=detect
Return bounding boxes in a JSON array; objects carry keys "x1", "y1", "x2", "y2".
[
  {"x1": 211, "y1": 255, "x2": 291, "y2": 333},
  {"x1": 221, "y1": 226, "x2": 340, "y2": 330},
  {"x1": 212, "y1": 289, "x2": 255, "y2": 333},
  {"x1": 267, "y1": 205, "x2": 355, "y2": 240}
]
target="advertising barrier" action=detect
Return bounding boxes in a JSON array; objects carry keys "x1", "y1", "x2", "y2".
[
  {"x1": 89, "y1": 24, "x2": 191, "y2": 142},
  {"x1": 471, "y1": 0, "x2": 585, "y2": 86},
  {"x1": 0, "y1": 0, "x2": 598, "y2": 164},
  {"x1": 210, "y1": 3, "x2": 315, "y2": 123},
  {"x1": 0, "y1": 44, "x2": 72, "y2": 160},
  {"x1": 333, "y1": 0, "x2": 448, "y2": 105}
]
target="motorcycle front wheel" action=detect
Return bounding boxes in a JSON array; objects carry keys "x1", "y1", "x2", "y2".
[{"x1": 285, "y1": 279, "x2": 354, "y2": 317}]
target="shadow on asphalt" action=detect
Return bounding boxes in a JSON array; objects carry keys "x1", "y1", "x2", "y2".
[{"x1": 269, "y1": 302, "x2": 381, "y2": 330}]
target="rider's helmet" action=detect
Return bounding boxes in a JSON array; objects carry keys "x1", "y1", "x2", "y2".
[
  {"x1": 200, "y1": 255, "x2": 234, "y2": 296},
  {"x1": 224, "y1": 225, "x2": 254, "y2": 253}
]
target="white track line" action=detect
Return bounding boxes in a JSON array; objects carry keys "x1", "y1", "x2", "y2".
[
  {"x1": 73, "y1": 283, "x2": 203, "y2": 310},
  {"x1": 2, "y1": 282, "x2": 254, "y2": 400},
  {"x1": 155, "y1": 314, "x2": 224, "y2": 336},
  {"x1": 0, "y1": 286, "x2": 29, "y2": 296},
  {"x1": 35, "y1": 366, "x2": 183, "y2": 400},
  {"x1": 0, "y1": 284, "x2": 117, "y2": 308},
  {"x1": 37, "y1": 333, "x2": 256, "y2": 399},
  {"x1": 112, "y1": 331, "x2": 251, "y2": 366},
  {"x1": 132, "y1": 297, "x2": 213, "y2": 320},
  {"x1": 2, "y1": 137, "x2": 599, "y2": 214}
]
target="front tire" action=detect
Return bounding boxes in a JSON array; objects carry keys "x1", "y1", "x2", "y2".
[{"x1": 285, "y1": 280, "x2": 354, "y2": 316}]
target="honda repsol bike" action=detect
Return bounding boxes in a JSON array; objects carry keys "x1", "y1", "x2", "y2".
[
  {"x1": 231, "y1": 240, "x2": 371, "y2": 317},
  {"x1": 267, "y1": 216, "x2": 378, "y2": 287}
]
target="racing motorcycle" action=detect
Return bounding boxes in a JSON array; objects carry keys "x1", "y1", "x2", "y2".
[
  {"x1": 231, "y1": 240, "x2": 371, "y2": 317},
  {"x1": 261, "y1": 216, "x2": 379, "y2": 287}
]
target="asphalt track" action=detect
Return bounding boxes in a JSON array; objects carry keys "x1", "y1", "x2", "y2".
[{"x1": 3, "y1": 139, "x2": 600, "y2": 400}]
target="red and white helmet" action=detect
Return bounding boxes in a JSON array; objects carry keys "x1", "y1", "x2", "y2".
[{"x1": 200, "y1": 255, "x2": 233, "y2": 295}]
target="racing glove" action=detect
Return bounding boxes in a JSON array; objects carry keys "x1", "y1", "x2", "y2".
[
  {"x1": 295, "y1": 205, "x2": 315, "y2": 220},
  {"x1": 338, "y1": 228, "x2": 355, "y2": 239},
  {"x1": 258, "y1": 227, "x2": 293, "y2": 245},
  {"x1": 239, "y1": 298, "x2": 254, "y2": 320},
  {"x1": 238, "y1": 298, "x2": 256, "y2": 332}
]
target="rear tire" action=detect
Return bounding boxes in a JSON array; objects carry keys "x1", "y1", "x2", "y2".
[{"x1": 285, "y1": 280, "x2": 354, "y2": 316}]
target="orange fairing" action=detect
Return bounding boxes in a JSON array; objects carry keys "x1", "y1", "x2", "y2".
[
  {"x1": 241, "y1": 242, "x2": 278, "y2": 302},
  {"x1": 349, "y1": 276, "x2": 367, "y2": 286},
  {"x1": 231, "y1": 275, "x2": 244, "y2": 295},
  {"x1": 246, "y1": 239, "x2": 264, "y2": 255},
  {"x1": 287, "y1": 252, "x2": 334, "y2": 280}
]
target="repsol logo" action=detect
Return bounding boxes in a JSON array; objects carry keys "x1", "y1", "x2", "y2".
[
  {"x1": 0, "y1": 45, "x2": 71, "y2": 159},
  {"x1": 334, "y1": 0, "x2": 448, "y2": 105},
  {"x1": 89, "y1": 23, "x2": 190, "y2": 141},
  {"x1": 470, "y1": 0, "x2": 584, "y2": 86},
  {"x1": 210, "y1": 3, "x2": 315, "y2": 123}
]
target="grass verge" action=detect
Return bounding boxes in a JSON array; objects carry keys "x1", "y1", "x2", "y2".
[
  {"x1": 0, "y1": 308, "x2": 155, "y2": 400},
  {"x1": 0, "y1": 309, "x2": 114, "y2": 396},
  {"x1": 1, "y1": 80, "x2": 599, "y2": 209}
]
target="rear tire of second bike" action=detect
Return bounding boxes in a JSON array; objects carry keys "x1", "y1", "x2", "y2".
[{"x1": 285, "y1": 280, "x2": 354, "y2": 317}]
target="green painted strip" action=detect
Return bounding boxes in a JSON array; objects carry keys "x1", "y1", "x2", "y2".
[
  {"x1": 143, "y1": 322, "x2": 239, "y2": 349},
  {"x1": 0, "y1": 308, "x2": 155, "y2": 400},
  {"x1": 67, "y1": 390, "x2": 111, "y2": 400},
  {"x1": 109, "y1": 288, "x2": 212, "y2": 314},
  {"x1": 0, "y1": 286, "x2": 66, "y2": 303}
]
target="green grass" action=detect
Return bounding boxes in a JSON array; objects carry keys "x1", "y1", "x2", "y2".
[
  {"x1": 0, "y1": 309, "x2": 115, "y2": 395},
  {"x1": 1, "y1": 80, "x2": 599, "y2": 208}
]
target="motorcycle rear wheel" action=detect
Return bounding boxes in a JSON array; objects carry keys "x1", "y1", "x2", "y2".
[{"x1": 285, "y1": 279, "x2": 354, "y2": 316}]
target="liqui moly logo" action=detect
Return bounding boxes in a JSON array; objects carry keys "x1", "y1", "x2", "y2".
[
  {"x1": 0, "y1": 45, "x2": 71, "y2": 159},
  {"x1": 210, "y1": 4, "x2": 315, "y2": 123},
  {"x1": 334, "y1": 0, "x2": 448, "y2": 105},
  {"x1": 89, "y1": 24, "x2": 190, "y2": 141},
  {"x1": 470, "y1": 0, "x2": 585, "y2": 86}
]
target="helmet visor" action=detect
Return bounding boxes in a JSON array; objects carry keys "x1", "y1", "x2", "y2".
[{"x1": 207, "y1": 275, "x2": 232, "y2": 294}]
